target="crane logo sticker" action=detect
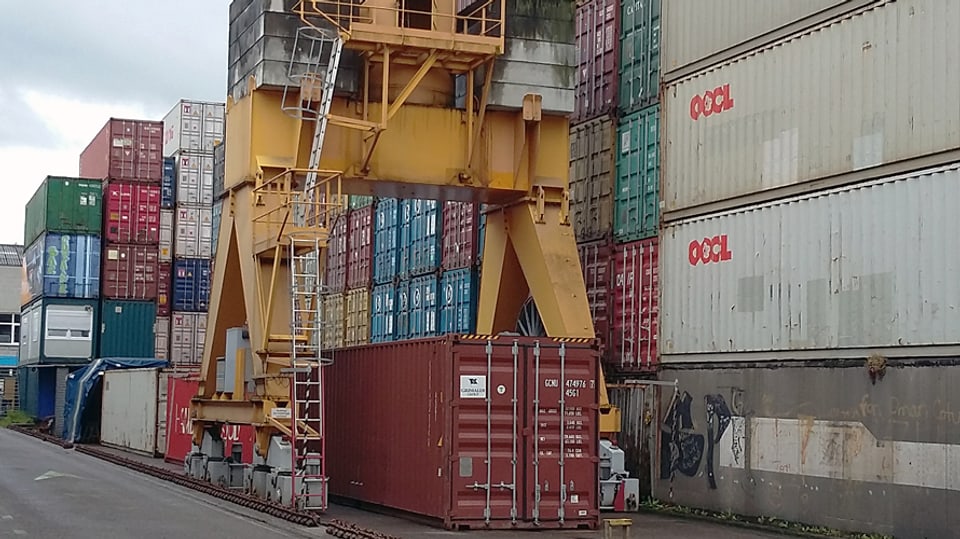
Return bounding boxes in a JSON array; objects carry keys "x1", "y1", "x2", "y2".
[
  {"x1": 460, "y1": 375, "x2": 487, "y2": 399},
  {"x1": 689, "y1": 84, "x2": 734, "y2": 120},
  {"x1": 689, "y1": 235, "x2": 732, "y2": 266}
]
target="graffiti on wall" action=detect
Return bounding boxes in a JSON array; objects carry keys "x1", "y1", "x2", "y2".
[{"x1": 660, "y1": 390, "x2": 736, "y2": 489}]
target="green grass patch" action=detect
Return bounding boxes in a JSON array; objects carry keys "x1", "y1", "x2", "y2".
[{"x1": 0, "y1": 409, "x2": 34, "y2": 428}]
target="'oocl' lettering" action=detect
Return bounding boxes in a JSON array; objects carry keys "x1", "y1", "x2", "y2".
[
  {"x1": 688, "y1": 235, "x2": 732, "y2": 266},
  {"x1": 689, "y1": 84, "x2": 734, "y2": 121}
]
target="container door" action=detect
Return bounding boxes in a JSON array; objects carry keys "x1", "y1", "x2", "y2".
[
  {"x1": 524, "y1": 341, "x2": 599, "y2": 525},
  {"x1": 451, "y1": 341, "x2": 523, "y2": 525}
]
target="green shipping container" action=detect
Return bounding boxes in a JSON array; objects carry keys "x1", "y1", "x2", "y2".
[
  {"x1": 98, "y1": 300, "x2": 157, "y2": 358},
  {"x1": 614, "y1": 105, "x2": 660, "y2": 243},
  {"x1": 349, "y1": 195, "x2": 374, "y2": 209},
  {"x1": 619, "y1": 0, "x2": 661, "y2": 113},
  {"x1": 24, "y1": 176, "x2": 103, "y2": 247}
]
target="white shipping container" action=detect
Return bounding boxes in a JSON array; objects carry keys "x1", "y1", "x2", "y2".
[
  {"x1": 160, "y1": 210, "x2": 174, "y2": 262},
  {"x1": 99, "y1": 368, "x2": 163, "y2": 457},
  {"x1": 663, "y1": 0, "x2": 960, "y2": 217},
  {"x1": 162, "y1": 99, "x2": 225, "y2": 157},
  {"x1": 171, "y1": 312, "x2": 207, "y2": 367},
  {"x1": 661, "y1": 0, "x2": 862, "y2": 77},
  {"x1": 661, "y1": 163, "x2": 960, "y2": 358},
  {"x1": 174, "y1": 205, "x2": 214, "y2": 259},
  {"x1": 155, "y1": 316, "x2": 170, "y2": 359},
  {"x1": 156, "y1": 370, "x2": 169, "y2": 457},
  {"x1": 175, "y1": 153, "x2": 215, "y2": 205}
]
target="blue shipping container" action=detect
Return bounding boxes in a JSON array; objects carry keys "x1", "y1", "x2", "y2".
[
  {"x1": 211, "y1": 199, "x2": 222, "y2": 256},
  {"x1": 399, "y1": 199, "x2": 441, "y2": 277},
  {"x1": 17, "y1": 366, "x2": 56, "y2": 419},
  {"x1": 173, "y1": 258, "x2": 212, "y2": 312},
  {"x1": 370, "y1": 283, "x2": 396, "y2": 343},
  {"x1": 439, "y1": 268, "x2": 478, "y2": 335},
  {"x1": 161, "y1": 157, "x2": 176, "y2": 209},
  {"x1": 25, "y1": 233, "x2": 101, "y2": 300},
  {"x1": 405, "y1": 274, "x2": 438, "y2": 340},
  {"x1": 393, "y1": 280, "x2": 411, "y2": 340},
  {"x1": 98, "y1": 300, "x2": 157, "y2": 358},
  {"x1": 373, "y1": 198, "x2": 400, "y2": 284}
]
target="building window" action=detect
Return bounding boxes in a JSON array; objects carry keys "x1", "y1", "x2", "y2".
[{"x1": 0, "y1": 314, "x2": 20, "y2": 344}]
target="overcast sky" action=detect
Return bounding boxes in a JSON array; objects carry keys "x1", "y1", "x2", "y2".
[{"x1": 0, "y1": 0, "x2": 230, "y2": 244}]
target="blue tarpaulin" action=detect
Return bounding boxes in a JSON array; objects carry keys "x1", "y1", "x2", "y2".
[{"x1": 62, "y1": 357, "x2": 168, "y2": 442}]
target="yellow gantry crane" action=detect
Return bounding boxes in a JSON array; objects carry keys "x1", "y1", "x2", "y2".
[{"x1": 187, "y1": 0, "x2": 620, "y2": 511}]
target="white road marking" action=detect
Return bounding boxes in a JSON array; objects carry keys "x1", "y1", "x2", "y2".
[{"x1": 34, "y1": 470, "x2": 83, "y2": 481}]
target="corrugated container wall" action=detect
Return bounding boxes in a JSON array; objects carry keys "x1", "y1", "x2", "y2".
[
  {"x1": 98, "y1": 300, "x2": 157, "y2": 358},
  {"x1": 161, "y1": 158, "x2": 176, "y2": 208},
  {"x1": 162, "y1": 100, "x2": 225, "y2": 157},
  {"x1": 346, "y1": 206, "x2": 373, "y2": 289},
  {"x1": 170, "y1": 312, "x2": 207, "y2": 367},
  {"x1": 578, "y1": 239, "x2": 613, "y2": 362},
  {"x1": 344, "y1": 288, "x2": 369, "y2": 346},
  {"x1": 570, "y1": 117, "x2": 615, "y2": 243},
  {"x1": 103, "y1": 182, "x2": 161, "y2": 244},
  {"x1": 159, "y1": 210, "x2": 174, "y2": 262},
  {"x1": 79, "y1": 118, "x2": 164, "y2": 182},
  {"x1": 101, "y1": 244, "x2": 160, "y2": 300},
  {"x1": 157, "y1": 262, "x2": 171, "y2": 316},
  {"x1": 661, "y1": 0, "x2": 863, "y2": 78},
  {"x1": 326, "y1": 337, "x2": 600, "y2": 530},
  {"x1": 400, "y1": 199, "x2": 440, "y2": 278},
  {"x1": 99, "y1": 368, "x2": 163, "y2": 456},
  {"x1": 438, "y1": 269, "x2": 478, "y2": 335},
  {"x1": 213, "y1": 142, "x2": 226, "y2": 199},
  {"x1": 174, "y1": 153, "x2": 215, "y2": 206},
  {"x1": 24, "y1": 176, "x2": 102, "y2": 246},
  {"x1": 663, "y1": 0, "x2": 960, "y2": 219},
  {"x1": 393, "y1": 281, "x2": 410, "y2": 340},
  {"x1": 661, "y1": 163, "x2": 960, "y2": 358},
  {"x1": 326, "y1": 214, "x2": 348, "y2": 293},
  {"x1": 25, "y1": 234, "x2": 101, "y2": 301},
  {"x1": 322, "y1": 294, "x2": 345, "y2": 350},
  {"x1": 441, "y1": 201, "x2": 479, "y2": 271},
  {"x1": 611, "y1": 238, "x2": 658, "y2": 373},
  {"x1": 614, "y1": 105, "x2": 659, "y2": 242},
  {"x1": 373, "y1": 198, "x2": 400, "y2": 284},
  {"x1": 19, "y1": 298, "x2": 99, "y2": 366},
  {"x1": 370, "y1": 283, "x2": 395, "y2": 343},
  {"x1": 155, "y1": 316, "x2": 170, "y2": 359},
  {"x1": 174, "y1": 205, "x2": 213, "y2": 259},
  {"x1": 574, "y1": 0, "x2": 619, "y2": 123},
  {"x1": 172, "y1": 258, "x2": 211, "y2": 312},
  {"x1": 164, "y1": 377, "x2": 255, "y2": 464},
  {"x1": 348, "y1": 195, "x2": 373, "y2": 209},
  {"x1": 211, "y1": 200, "x2": 223, "y2": 257},
  {"x1": 619, "y1": 0, "x2": 660, "y2": 112},
  {"x1": 403, "y1": 275, "x2": 438, "y2": 340}
]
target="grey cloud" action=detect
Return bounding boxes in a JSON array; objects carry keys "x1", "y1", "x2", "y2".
[{"x1": 0, "y1": 87, "x2": 60, "y2": 147}]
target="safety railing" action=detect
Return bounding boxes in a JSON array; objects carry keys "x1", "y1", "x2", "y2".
[
  {"x1": 252, "y1": 169, "x2": 346, "y2": 241},
  {"x1": 294, "y1": 0, "x2": 504, "y2": 40}
]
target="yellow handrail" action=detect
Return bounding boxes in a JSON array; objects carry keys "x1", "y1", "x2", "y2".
[{"x1": 295, "y1": 0, "x2": 504, "y2": 39}]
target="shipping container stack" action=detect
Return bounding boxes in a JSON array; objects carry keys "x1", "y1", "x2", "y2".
[
  {"x1": 161, "y1": 100, "x2": 225, "y2": 372},
  {"x1": 570, "y1": 0, "x2": 661, "y2": 381},
  {"x1": 79, "y1": 118, "x2": 164, "y2": 360},
  {"x1": 653, "y1": 2, "x2": 960, "y2": 537}
]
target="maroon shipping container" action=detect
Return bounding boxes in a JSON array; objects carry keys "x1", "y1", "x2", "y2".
[
  {"x1": 574, "y1": 0, "x2": 620, "y2": 123},
  {"x1": 327, "y1": 336, "x2": 600, "y2": 530},
  {"x1": 578, "y1": 239, "x2": 613, "y2": 362},
  {"x1": 441, "y1": 201, "x2": 479, "y2": 270},
  {"x1": 79, "y1": 118, "x2": 164, "y2": 182},
  {"x1": 611, "y1": 238, "x2": 658, "y2": 373},
  {"x1": 346, "y1": 206, "x2": 373, "y2": 289},
  {"x1": 157, "y1": 262, "x2": 171, "y2": 316},
  {"x1": 101, "y1": 243, "x2": 161, "y2": 300},
  {"x1": 104, "y1": 181, "x2": 161, "y2": 244},
  {"x1": 326, "y1": 213, "x2": 348, "y2": 293}
]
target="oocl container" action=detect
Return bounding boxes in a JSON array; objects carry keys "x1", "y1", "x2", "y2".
[
  {"x1": 619, "y1": 0, "x2": 661, "y2": 112},
  {"x1": 98, "y1": 299, "x2": 158, "y2": 358},
  {"x1": 578, "y1": 239, "x2": 613, "y2": 362},
  {"x1": 174, "y1": 205, "x2": 214, "y2": 259},
  {"x1": 103, "y1": 181, "x2": 162, "y2": 244},
  {"x1": 441, "y1": 201, "x2": 479, "y2": 271},
  {"x1": 172, "y1": 258, "x2": 212, "y2": 312},
  {"x1": 614, "y1": 104, "x2": 659, "y2": 242},
  {"x1": 574, "y1": 0, "x2": 620, "y2": 123},
  {"x1": 24, "y1": 176, "x2": 103, "y2": 246},
  {"x1": 24, "y1": 233, "x2": 101, "y2": 301},
  {"x1": 170, "y1": 312, "x2": 207, "y2": 367},
  {"x1": 438, "y1": 268, "x2": 478, "y2": 334},
  {"x1": 347, "y1": 206, "x2": 373, "y2": 289},
  {"x1": 327, "y1": 336, "x2": 600, "y2": 530},
  {"x1": 370, "y1": 283, "x2": 395, "y2": 343},
  {"x1": 79, "y1": 118, "x2": 164, "y2": 182},
  {"x1": 344, "y1": 288, "x2": 370, "y2": 346},
  {"x1": 373, "y1": 198, "x2": 400, "y2": 284},
  {"x1": 400, "y1": 199, "x2": 441, "y2": 278},
  {"x1": 326, "y1": 214, "x2": 348, "y2": 293},
  {"x1": 165, "y1": 376, "x2": 255, "y2": 464},
  {"x1": 611, "y1": 237, "x2": 658, "y2": 373},
  {"x1": 570, "y1": 117, "x2": 615, "y2": 243},
  {"x1": 101, "y1": 243, "x2": 160, "y2": 300}
]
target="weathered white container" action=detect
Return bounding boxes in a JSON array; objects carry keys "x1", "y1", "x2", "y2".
[
  {"x1": 159, "y1": 210, "x2": 174, "y2": 262},
  {"x1": 661, "y1": 163, "x2": 960, "y2": 358},
  {"x1": 663, "y1": 0, "x2": 960, "y2": 219},
  {"x1": 174, "y1": 153, "x2": 215, "y2": 206},
  {"x1": 99, "y1": 368, "x2": 169, "y2": 457},
  {"x1": 162, "y1": 99, "x2": 225, "y2": 157},
  {"x1": 155, "y1": 316, "x2": 170, "y2": 360},
  {"x1": 174, "y1": 205, "x2": 214, "y2": 259},
  {"x1": 170, "y1": 312, "x2": 207, "y2": 367},
  {"x1": 661, "y1": 0, "x2": 867, "y2": 78}
]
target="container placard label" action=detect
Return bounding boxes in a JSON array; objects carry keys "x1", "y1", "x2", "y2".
[{"x1": 459, "y1": 375, "x2": 487, "y2": 399}]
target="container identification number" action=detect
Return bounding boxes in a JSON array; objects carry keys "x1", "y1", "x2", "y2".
[
  {"x1": 689, "y1": 84, "x2": 734, "y2": 121},
  {"x1": 688, "y1": 235, "x2": 732, "y2": 266},
  {"x1": 544, "y1": 378, "x2": 594, "y2": 398}
]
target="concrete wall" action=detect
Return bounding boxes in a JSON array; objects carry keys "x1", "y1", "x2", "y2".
[{"x1": 656, "y1": 362, "x2": 960, "y2": 539}]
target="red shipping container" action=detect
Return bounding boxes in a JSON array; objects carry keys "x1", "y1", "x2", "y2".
[
  {"x1": 611, "y1": 238, "x2": 658, "y2": 373},
  {"x1": 104, "y1": 181, "x2": 162, "y2": 244},
  {"x1": 101, "y1": 243, "x2": 160, "y2": 300},
  {"x1": 578, "y1": 239, "x2": 613, "y2": 361},
  {"x1": 346, "y1": 206, "x2": 373, "y2": 289},
  {"x1": 157, "y1": 262, "x2": 171, "y2": 316},
  {"x1": 328, "y1": 336, "x2": 600, "y2": 530},
  {"x1": 164, "y1": 376, "x2": 255, "y2": 464},
  {"x1": 574, "y1": 0, "x2": 620, "y2": 123},
  {"x1": 441, "y1": 201, "x2": 479, "y2": 270},
  {"x1": 326, "y1": 213, "x2": 348, "y2": 293},
  {"x1": 80, "y1": 118, "x2": 164, "y2": 182}
]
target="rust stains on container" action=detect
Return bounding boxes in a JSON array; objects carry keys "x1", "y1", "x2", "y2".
[{"x1": 326, "y1": 336, "x2": 600, "y2": 530}]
